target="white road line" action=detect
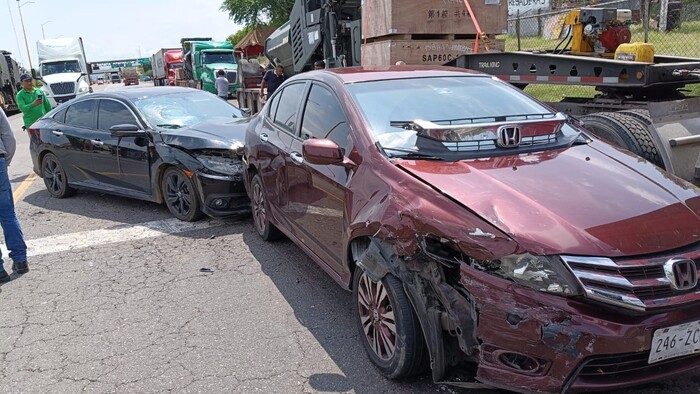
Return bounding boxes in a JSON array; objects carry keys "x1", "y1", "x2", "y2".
[{"x1": 1, "y1": 218, "x2": 225, "y2": 258}]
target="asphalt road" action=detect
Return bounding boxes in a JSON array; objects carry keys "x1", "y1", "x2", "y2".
[{"x1": 1, "y1": 82, "x2": 699, "y2": 393}]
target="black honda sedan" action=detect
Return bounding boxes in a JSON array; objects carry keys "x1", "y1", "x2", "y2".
[{"x1": 29, "y1": 87, "x2": 250, "y2": 221}]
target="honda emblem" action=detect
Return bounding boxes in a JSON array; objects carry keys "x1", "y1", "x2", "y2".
[
  {"x1": 664, "y1": 258, "x2": 698, "y2": 291},
  {"x1": 497, "y1": 126, "x2": 521, "y2": 148}
]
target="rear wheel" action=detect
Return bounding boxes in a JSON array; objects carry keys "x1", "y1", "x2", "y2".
[
  {"x1": 250, "y1": 174, "x2": 282, "y2": 241},
  {"x1": 41, "y1": 153, "x2": 76, "y2": 198},
  {"x1": 581, "y1": 112, "x2": 664, "y2": 168},
  {"x1": 353, "y1": 267, "x2": 429, "y2": 379},
  {"x1": 161, "y1": 167, "x2": 203, "y2": 222}
]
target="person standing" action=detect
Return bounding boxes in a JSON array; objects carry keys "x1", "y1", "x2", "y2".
[
  {"x1": 314, "y1": 60, "x2": 325, "y2": 70},
  {"x1": 215, "y1": 70, "x2": 229, "y2": 100},
  {"x1": 261, "y1": 65, "x2": 286, "y2": 99},
  {"x1": 0, "y1": 110, "x2": 29, "y2": 283},
  {"x1": 16, "y1": 74, "x2": 52, "y2": 130}
]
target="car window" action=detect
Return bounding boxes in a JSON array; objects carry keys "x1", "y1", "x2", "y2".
[
  {"x1": 300, "y1": 84, "x2": 350, "y2": 154},
  {"x1": 65, "y1": 100, "x2": 97, "y2": 129},
  {"x1": 52, "y1": 107, "x2": 67, "y2": 124},
  {"x1": 98, "y1": 100, "x2": 138, "y2": 131},
  {"x1": 267, "y1": 90, "x2": 281, "y2": 121},
  {"x1": 273, "y1": 83, "x2": 306, "y2": 133}
]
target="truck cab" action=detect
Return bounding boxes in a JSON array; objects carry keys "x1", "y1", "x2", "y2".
[
  {"x1": 181, "y1": 40, "x2": 239, "y2": 95},
  {"x1": 36, "y1": 37, "x2": 92, "y2": 107}
]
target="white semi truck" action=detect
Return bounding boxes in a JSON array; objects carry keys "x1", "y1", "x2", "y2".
[{"x1": 36, "y1": 37, "x2": 92, "y2": 107}]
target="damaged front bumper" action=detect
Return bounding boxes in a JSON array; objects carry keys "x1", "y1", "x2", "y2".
[{"x1": 459, "y1": 264, "x2": 700, "y2": 393}]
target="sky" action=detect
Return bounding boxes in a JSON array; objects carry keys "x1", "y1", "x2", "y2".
[{"x1": 1, "y1": 0, "x2": 243, "y2": 69}]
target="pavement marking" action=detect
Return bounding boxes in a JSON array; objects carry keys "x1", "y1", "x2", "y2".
[
  {"x1": 1, "y1": 217, "x2": 225, "y2": 258},
  {"x1": 13, "y1": 173, "x2": 36, "y2": 203}
]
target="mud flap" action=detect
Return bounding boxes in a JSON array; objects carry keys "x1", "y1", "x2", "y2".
[{"x1": 647, "y1": 97, "x2": 700, "y2": 185}]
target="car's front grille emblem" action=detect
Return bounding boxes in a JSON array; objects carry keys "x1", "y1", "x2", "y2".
[
  {"x1": 665, "y1": 258, "x2": 698, "y2": 291},
  {"x1": 497, "y1": 126, "x2": 521, "y2": 148}
]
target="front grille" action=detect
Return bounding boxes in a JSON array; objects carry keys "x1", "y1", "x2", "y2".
[
  {"x1": 55, "y1": 95, "x2": 76, "y2": 104},
  {"x1": 50, "y1": 82, "x2": 75, "y2": 95},
  {"x1": 571, "y1": 351, "x2": 700, "y2": 386},
  {"x1": 562, "y1": 249, "x2": 700, "y2": 311},
  {"x1": 442, "y1": 134, "x2": 557, "y2": 152},
  {"x1": 226, "y1": 71, "x2": 237, "y2": 84}
]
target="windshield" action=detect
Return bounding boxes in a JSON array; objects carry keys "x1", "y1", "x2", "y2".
[
  {"x1": 41, "y1": 60, "x2": 81, "y2": 76},
  {"x1": 132, "y1": 90, "x2": 243, "y2": 129},
  {"x1": 202, "y1": 52, "x2": 235, "y2": 65},
  {"x1": 346, "y1": 76, "x2": 581, "y2": 158}
]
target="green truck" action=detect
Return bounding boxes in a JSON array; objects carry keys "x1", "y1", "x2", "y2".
[{"x1": 180, "y1": 37, "x2": 239, "y2": 96}]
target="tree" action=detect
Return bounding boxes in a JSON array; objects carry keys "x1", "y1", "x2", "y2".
[
  {"x1": 227, "y1": 25, "x2": 255, "y2": 47},
  {"x1": 220, "y1": 0, "x2": 294, "y2": 26}
]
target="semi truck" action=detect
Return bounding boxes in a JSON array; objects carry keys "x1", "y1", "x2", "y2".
[
  {"x1": 0, "y1": 50, "x2": 21, "y2": 114},
  {"x1": 36, "y1": 37, "x2": 92, "y2": 107},
  {"x1": 152, "y1": 48, "x2": 183, "y2": 86},
  {"x1": 180, "y1": 38, "x2": 239, "y2": 96},
  {"x1": 121, "y1": 66, "x2": 139, "y2": 86}
]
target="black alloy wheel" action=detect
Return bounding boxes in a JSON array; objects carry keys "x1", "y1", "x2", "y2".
[
  {"x1": 353, "y1": 267, "x2": 429, "y2": 379},
  {"x1": 161, "y1": 167, "x2": 203, "y2": 222},
  {"x1": 251, "y1": 174, "x2": 282, "y2": 241},
  {"x1": 41, "y1": 153, "x2": 75, "y2": 198}
]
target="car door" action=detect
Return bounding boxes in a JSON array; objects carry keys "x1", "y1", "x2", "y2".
[
  {"x1": 257, "y1": 82, "x2": 309, "y2": 232},
  {"x1": 286, "y1": 82, "x2": 352, "y2": 275},
  {"x1": 59, "y1": 99, "x2": 98, "y2": 184},
  {"x1": 94, "y1": 98, "x2": 152, "y2": 194}
]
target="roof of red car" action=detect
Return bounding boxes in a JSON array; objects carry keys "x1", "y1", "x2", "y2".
[{"x1": 320, "y1": 65, "x2": 485, "y2": 84}]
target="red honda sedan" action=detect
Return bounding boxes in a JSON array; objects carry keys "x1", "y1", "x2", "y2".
[{"x1": 243, "y1": 66, "x2": 700, "y2": 393}]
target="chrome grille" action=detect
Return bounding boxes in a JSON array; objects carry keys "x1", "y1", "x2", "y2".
[
  {"x1": 442, "y1": 134, "x2": 557, "y2": 152},
  {"x1": 562, "y1": 253, "x2": 700, "y2": 311},
  {"x1": 49, "y1": 82, "x2": 75, "y2": 95}
]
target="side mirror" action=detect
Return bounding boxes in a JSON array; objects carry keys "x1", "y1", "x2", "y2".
[
  {"x1": 110, "y1": 124, "x2": 145, "y2": 137},
  {"x1": 303, "y1": 139, "x2": 355, "y2": 168}
]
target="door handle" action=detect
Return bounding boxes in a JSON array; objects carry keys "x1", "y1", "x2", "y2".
[
  {"x1": 51, "y1": 130, "x2": 63, "y2": 136},
  {"x1": 90, "y1": 139, "x2": 104, "y2": 146},
  {"x1": 259, "y1": 133, "x2": 269, "y2": 143},
  {"x1": 290, "y1": 152, "x2": 303, "y2": 165}
]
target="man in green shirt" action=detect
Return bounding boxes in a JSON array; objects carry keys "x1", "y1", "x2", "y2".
[{"x1": 16, "y1": 74, "x2": 52, "y2": 129}]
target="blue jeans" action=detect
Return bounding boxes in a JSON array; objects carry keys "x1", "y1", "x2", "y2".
[{"x1": 0, "y1": 158, "x2": 27, "y2": 267}]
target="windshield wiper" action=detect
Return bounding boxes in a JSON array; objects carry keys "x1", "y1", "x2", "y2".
[
  {"x1": 380, "y1": 146, "x2": 444, "y2": 160},
  {"x1": 156, "y1": 124, "x2": 183, "y2": 129}
]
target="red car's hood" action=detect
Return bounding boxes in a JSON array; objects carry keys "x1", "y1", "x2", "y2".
[{"x1": 397, "y1": 143, "x2": 700, "y2": 256}]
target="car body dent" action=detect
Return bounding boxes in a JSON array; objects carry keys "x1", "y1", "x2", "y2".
[{"x1": 158, "y1": 119, "x2": 248, "y2": 153}]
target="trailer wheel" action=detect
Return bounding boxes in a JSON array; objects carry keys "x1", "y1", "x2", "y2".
[{"x1": 581, "y1": 112, "x2": 664, "y2": 168}]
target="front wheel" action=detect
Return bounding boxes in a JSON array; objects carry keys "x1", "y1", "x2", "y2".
[
  {"x1": 41, "y1": 153, "x2": 76, "y2": 198},
  {"x1": 353, "y1": 268, "x2": 429, "y2": 379},
  {"x1": 161, "y1": 167, "x2": 203, "y2": 222}
]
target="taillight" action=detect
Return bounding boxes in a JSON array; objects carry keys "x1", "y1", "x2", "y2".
[{"x1": 27, "y1": 127, "x2": 39, "y2": 138}]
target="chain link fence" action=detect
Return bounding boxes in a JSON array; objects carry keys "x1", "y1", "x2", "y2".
[{"x1": 503, "y1": 0, "x2": 700, "y2": 101}]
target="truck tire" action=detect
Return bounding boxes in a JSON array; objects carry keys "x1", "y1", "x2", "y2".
[
  {"x1": 581, "y1": 112, "x2": 664, "y2": 168},
  {"x1": 618, "y1": 108, "x2": 652, "y2": 126}
]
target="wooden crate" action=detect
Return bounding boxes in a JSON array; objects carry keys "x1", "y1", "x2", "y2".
[
  {"x1": 362, "y1": 38, "x2": 505, "y2": 66},
  {"x1": 362, "y1": 0, "x2": 508, "y2": 39}
]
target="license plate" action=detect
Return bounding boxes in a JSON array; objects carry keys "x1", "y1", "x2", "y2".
[{"x1": 649, "y1": 320, "x2": 700, "y2": 364}]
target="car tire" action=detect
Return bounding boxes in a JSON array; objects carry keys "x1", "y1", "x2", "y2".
[
  {"x1": 581, "y1": 112, "x2": 664, "y2": 168},
  {"x1": 353, "y1": 267, "x2": 429, "y2": 379},
  {"x1": 161, "y1": 167, "x2": 204, "y2": 222},
  {"x1": 41, "y1": 153, "x2": 76, "y2": 198},
  {"x1": 250, "y1": 174, "x2": 282, "y2": 241}
]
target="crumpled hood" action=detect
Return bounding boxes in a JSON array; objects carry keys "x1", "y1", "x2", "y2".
[
  {"x1": 42, "y1": 72, "x2": 82, "y2": 87},
  {"x1": 159, "y1": 118, "x2": 250, "y2": 153},
  {"x1": 397, "y1": 142, "x2": 700, "y2": 256}
]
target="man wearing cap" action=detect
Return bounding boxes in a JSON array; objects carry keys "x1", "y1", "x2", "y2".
[
  {"x1": 0, "y1": 108, "x2": 29, "y2": 283},
  {"x1": 16, "y1": 74, "x2": 52, "y2": 129}
]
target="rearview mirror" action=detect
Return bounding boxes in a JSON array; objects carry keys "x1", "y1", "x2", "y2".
[
  {"x1": 110, "y1": 124, "x2": 145, "y2": 137},
  {"x1": 240, "y1": 108, "x2": 252, "y2": 117}
]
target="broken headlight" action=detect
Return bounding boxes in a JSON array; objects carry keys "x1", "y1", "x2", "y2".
[
  {"x1": 196, "y1": 154, "x2": 243, "y2": 176},
  {"x1": 499, "y1": 254, "x2": 582, "y2": 296}
]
